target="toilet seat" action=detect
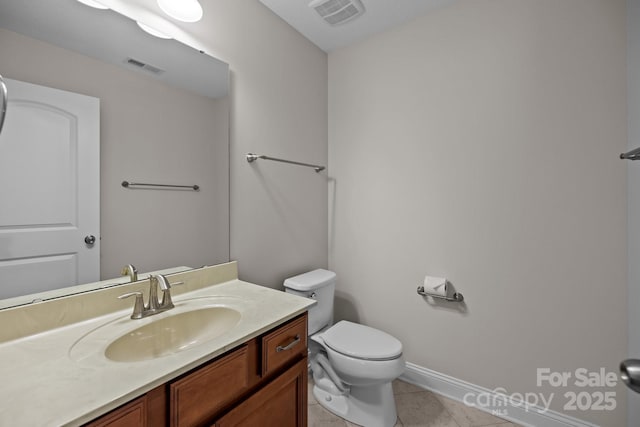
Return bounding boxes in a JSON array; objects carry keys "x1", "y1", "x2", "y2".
[{"x1": 322, "y1": 320, "x2": 403, "y2": 361}]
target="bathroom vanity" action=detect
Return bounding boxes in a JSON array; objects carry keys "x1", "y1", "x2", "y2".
[
  {"x1": 86, "y1": 313, "x2": 308, "y2": 427},
  {"x1": 0, "y1": 262, "x2": 314, "y2": 427}
]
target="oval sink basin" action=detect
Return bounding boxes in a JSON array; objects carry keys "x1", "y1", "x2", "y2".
[{"x1": 105, "y1": 306, "x2": 241, "y2": 362}]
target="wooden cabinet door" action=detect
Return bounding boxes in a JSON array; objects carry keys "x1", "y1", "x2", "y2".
[
  {"x1": 215, "y1": 357, "x2": 307, "y2": 427},
  {"x1": 170, "y1": 345, "x2": 249, "y2": 427}
]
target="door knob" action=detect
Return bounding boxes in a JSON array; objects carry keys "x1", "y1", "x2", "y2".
[
  {"x1": 620, "y1": 359, "x2": 640, "y2": 393},
  {"x1": 84, "y1": 235, "x2": 96, "y2": 245}
]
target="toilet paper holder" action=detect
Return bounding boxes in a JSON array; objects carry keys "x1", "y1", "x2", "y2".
[{"x1": 416, "y1": 285, "x2": 464, "y2": 302}]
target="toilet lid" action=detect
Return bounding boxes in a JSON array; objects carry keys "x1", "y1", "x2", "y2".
[{"x1": 322, "y1": 321, "x2": 403, "y2": 361}]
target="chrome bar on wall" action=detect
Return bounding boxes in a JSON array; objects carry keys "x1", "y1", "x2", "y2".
[
  {"x1": 121, "y1": 181, "x2": 200, "y2": 191},
  {"x1": 621, "y1": 147, "x2": 640, "y2": 161},
  {"x1": 246, "y1": 153, "x2": 325, "y2": 172},
  {"x1": 0, "y1": 75, "x2": 8, "y2": 136}
]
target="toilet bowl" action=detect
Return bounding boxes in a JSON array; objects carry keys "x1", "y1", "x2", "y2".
[
  {"x1": 284, "y1": 269, "x2": 405, "y2": 427},
  {"x1": 313, "y1": 321, "x2": 405, "y2": 386},
  {"x1": 311, "y1": 320, "x2": 405, "y2": 427}
]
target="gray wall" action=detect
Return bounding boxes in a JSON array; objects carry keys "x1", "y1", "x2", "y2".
[
  {"x1": 328, "y1": 0, "x2": 627, "y2": 425},
  {"x1": 628, "y1": 0, "x2": 640, "y2": 425},
  {"x1": 0, "y1": 28, "x2": 229, "y2": 279},
  {"x1": 184, "y1": 0, "x2": 329, "y2": 288}
]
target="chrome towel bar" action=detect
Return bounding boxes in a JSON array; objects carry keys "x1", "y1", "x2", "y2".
[
  {"x1": 0, "y1": 74, "x2": 7, "y2": 136},
  {"x1": 246, "y1": 153, "x2": 325, "y2": 172},
  {"x1": 417, "y1": 285, "x2": 464, "y2": 302},
  {"x1": 621, "y1": 147, "x2": 640, "y2": 160},
  {"x1": 121, "y1": 181, "x2": 200, "y2": 191}
]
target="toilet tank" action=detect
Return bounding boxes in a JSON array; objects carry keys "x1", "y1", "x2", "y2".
[{"x1": 284, "y1": 269, "x2": 336, "y2": 335}]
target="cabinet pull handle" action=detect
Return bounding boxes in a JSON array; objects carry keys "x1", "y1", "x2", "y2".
[{"x1": 276, "y1": 335, "x2": 301, "y2": 352}]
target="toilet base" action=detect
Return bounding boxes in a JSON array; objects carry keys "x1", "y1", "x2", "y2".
[{"x1": 313, "y1": 382, "x2": 398, "y2": 427}]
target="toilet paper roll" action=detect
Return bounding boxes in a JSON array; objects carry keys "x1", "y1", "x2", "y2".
[{"x1": 424, "y1": 276, "x2": 450, "y2": 297}]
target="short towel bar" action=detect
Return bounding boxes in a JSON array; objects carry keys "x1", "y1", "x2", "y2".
[{"x1": 121, "y1": 181, "x2": 200, "y2": 191}]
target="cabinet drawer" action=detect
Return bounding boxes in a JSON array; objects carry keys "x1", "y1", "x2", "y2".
[
  {"x1": 170, "y1": 345, "x2": 249, "y2": 427},
  {"x1": 262, "y1": 315, "x2": 307, "y2": 376}
]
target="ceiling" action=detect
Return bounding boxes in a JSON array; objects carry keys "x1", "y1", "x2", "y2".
[{"x1": 258, "y1": 0, "x2": 458, "y2": 52}]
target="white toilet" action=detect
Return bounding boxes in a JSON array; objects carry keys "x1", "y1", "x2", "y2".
[{"x1": 284, "y1": 269, "x2": 405, "y2": 427}]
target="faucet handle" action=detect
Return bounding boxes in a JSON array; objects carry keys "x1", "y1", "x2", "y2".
[
  {"x1": 160, "y1": 281, "x2": 184, "y2": 309},
  {"x1": 152, "y1": 274, "x2": 184, "y2": 290},
  {"x1": 118, "y1": 292, "x2": 145, "y2": 319},
  {"x1": 152, "y1": 274, "x2": 170, "y2": 291}
]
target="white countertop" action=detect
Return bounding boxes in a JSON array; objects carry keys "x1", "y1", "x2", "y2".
[{"x1": 0, "y1": 279, "x2": 314, "y2": 426}]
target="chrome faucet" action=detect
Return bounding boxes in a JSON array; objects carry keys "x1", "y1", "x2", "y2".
[
  {"x1": 118, "y1": 274, "x2": 183, "y2": 319},
  {"x1": 120, "y1": 264, "x2": 138, "y2": 282}
]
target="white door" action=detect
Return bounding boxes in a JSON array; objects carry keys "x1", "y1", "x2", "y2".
[{"x1": 0, "y1": 78, "x2": 100, "y2": 299}]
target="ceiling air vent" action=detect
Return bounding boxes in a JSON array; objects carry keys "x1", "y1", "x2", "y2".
[
  {"x1": 125, "y1": 57, "x2": 165, "y2": 75},
  {"x1": 308, "y1": 0, "x2": 365, "y2": 26}
]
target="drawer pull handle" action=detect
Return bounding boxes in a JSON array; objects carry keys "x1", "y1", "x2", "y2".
[{"x1": 276, "y1": 335, "x2": 301, "y2": 352}]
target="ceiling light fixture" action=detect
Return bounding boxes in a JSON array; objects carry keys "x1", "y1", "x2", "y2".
[
  {"x1": 76, "y1": 0, "x2": 109, "y2": 10},
  {"x1": 156, "y1": 0, "x2": 203, "y2": 23},
  {"x1": 136, "y1": 21, "x2": 172, "y2": 39}
]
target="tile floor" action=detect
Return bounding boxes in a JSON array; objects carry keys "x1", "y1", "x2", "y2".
[{"x1": 307, "y1": 378, "x2": 524, "y2": 427}]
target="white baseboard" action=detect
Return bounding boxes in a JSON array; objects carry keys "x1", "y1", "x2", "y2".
[{"x1": 399, "y1": 362, "x2": 599, "y2": 427}]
